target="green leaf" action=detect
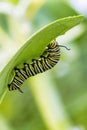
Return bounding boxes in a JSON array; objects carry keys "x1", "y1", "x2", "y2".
[{"x1": 0, "y1": 15, "x2": 84, "y2": 102}]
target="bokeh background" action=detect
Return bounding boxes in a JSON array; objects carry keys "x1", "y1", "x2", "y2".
[{"x1": 0, "y1": 0, "x2": 87, "y2": 130}]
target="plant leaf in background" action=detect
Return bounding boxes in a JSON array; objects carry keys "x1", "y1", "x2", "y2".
[
  {"x1": 0, "y1": 14, "x2": 10, "y2": 34},
  {"x1": 0, "y1": 15, "x2": 83, "y2": 102}
]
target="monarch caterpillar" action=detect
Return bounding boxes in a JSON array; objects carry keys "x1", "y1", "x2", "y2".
[{"x1": 8, "y1": 40, "x2": 70, "y2": 93}]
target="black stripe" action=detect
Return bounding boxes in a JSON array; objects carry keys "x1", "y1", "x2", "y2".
[
  {"x1": 43, "y1": 57, "x2": 52, "y2": 69},
  {"x1": 15, "y1": 68, "x2": 27, "y2": 80},
  {"x1": 12, "y1": 82, "x2": 23, "y2": 93},
  {"x1": 14, "y1": 75, "x2": 23, "y2": 84},
  {"x1": 28, "y1": 64, "x2": 36, "y2": 76},
  {"x1": 37, "y1": 60, "x2": 44, "y2": 73}
]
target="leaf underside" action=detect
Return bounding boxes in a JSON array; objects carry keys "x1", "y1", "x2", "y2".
[{"x1": 0, "y1": 15, "x2": 84, "y2": 100}]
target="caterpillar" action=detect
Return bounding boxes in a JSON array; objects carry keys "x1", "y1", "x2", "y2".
[{"x1": 8, "y1": 40, "x2": 70, "y2": 93}]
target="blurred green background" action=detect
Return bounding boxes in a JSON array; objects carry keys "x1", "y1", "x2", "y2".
[{"x1": 0, "y1": 0, "x2": 86, "y2": 130}]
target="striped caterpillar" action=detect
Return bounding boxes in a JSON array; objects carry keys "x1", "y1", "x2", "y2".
[{"x1": 8, "y1": 40, "x2": 70, "y2": 93}]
